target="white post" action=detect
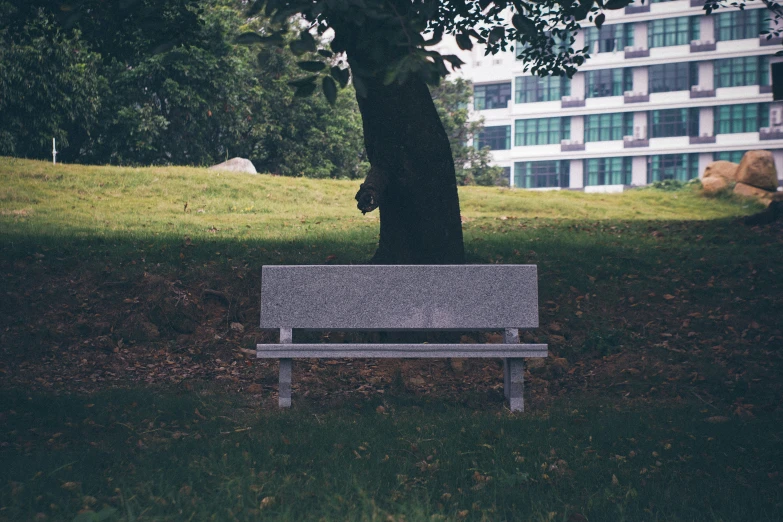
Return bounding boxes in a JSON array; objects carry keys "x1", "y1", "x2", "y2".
[{"x1": 52, "y1": 138, "x2": 58, "y2": 165}]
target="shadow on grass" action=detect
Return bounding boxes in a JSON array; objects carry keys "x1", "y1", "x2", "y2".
[{"x1": 0, "y1": 387, "x2": 781, "y2": 521}]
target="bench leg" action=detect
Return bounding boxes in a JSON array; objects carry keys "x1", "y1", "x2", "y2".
[
  {"x1": 503, "y1": 358, "x2": 510, "y2": 400},
  {"x1": 279, "y1": 358, "x2": 292, "y2": 408},
  {"x1": 507, "y1": 358, "x2": 524, "y2": 412}
]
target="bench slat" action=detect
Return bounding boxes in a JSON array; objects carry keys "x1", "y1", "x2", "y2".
[
  {"x1": 259, "y1": 265, "x2": 539, "y2": 330},
  {"x1": 256, "y1": 343, "x2": 548, "y2": 358}
]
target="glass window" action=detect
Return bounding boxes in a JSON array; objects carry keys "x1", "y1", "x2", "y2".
[
  {"x1": 714, "y1": 151, "x2": 746, "y2": 163},
  {"x1": 585, "y1": 157, "x2": 632, "y2": 185},
  {"x1": 475, "y1": 125, "x2": 511, "y2": 150},
  {"x1": 586, "y1": 68, "x2": 633, "y2": 98},
  {"x1": 649, "y1": 62, "x2": 698, "y2": 93},
  {"x1": 515, "y1": 75, "x2": 571, "y2": 103},
  {"x1": 648, "y1": 154, "x2": 700, "y2": 182},
  {"x1": 585, "y1": 113, "x2": 634, "y2": 142},
  {"x1": 514, "y1": 118, "x2": 571, "y2": 146},
  {"x1": 715, "y1": 9, "x2": 765, "y2": 41},
  {"x1": 474, "y1": 83, "x2": 512, "y2": 110},
  {"x1": 648, "y1": 16, "x2": 699, "y2": 47},
  {"x1": 715, "y1": 103, "x2": 770, "y2": 134},
  {"x1": 714, "y1": 56, "x2": 771, "y2": 88},
  {"x1": 584, "y1": 24, "x2": 634, "y2": 54},
  {"x1": 514, "y1": 161, "x2": 570, "y2": 188},
  {"x1": 649, "y1": 108, "x2": 700, "y2": 138}
]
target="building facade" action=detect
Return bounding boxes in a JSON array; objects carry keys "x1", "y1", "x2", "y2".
[{"x1": 451, "y1": 1, "x2": 783, "y2": 189}]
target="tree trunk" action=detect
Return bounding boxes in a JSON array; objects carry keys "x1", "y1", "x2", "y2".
[{"x1": 349, "y1": 70, "x2": 465, "y2": 265}]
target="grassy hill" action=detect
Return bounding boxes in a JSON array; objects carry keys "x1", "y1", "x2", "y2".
[{"x1": 1, "y1": 158, "x2": 782, "y2": 521}]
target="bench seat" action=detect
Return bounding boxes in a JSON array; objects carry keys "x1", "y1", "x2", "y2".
[{"x1": 257, "y1": 265, "x2": 548, "y2": 412}]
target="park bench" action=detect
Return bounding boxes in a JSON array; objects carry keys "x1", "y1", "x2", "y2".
[{"x1": 256, "y1": 265, "x2": 547, "y2": 412}]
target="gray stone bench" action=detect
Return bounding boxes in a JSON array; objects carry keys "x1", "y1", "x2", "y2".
[{"x1": 256, "y1": 265, "x2": 547, "y2": 411}]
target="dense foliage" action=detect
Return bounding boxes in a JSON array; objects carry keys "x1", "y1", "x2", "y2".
[{"x1": 0, "y1": 0, "x2": 368, "y2": 178}]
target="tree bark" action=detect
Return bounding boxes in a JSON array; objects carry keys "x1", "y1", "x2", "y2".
[{"x1": 349, "y1": 68, "x2": 465, "y2": 265}]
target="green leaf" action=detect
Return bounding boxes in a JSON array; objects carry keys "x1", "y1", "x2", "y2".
[
  {"x1": 595, "y1": 13, "x2": 606, "y2": 28},
  {"x1": 297, "y1": 60, "x2": 326, "y2": 72},
  {"x1": 290, "y1": 31, "x2": 317, "y2": 55},
  {"x1": 294, "y1": 82, "x2": 318, "y2": 97},
  {"x1": 604, "y1": 0, "x2": 634, "y2": 8},
  {"x1": 488, "y1": 26, "x2": 505, "y2": 44},
  {"x1": 317, "y1": 49, "x2": 334, "y2": 58},
  {"x1": 455, "y1": 33, "x2": 473, "y2": 50},
  {"x1": 442, "y1": 54, "x2": 465, "y2": 69},
  {"x1": 330, "y1": 66, "x2": 350, "y2": 88},
  {"x1": 511, "y1": 14, "x2": 536, "y2": 36},
  {"x1": 235, "y1": 32, "x2": 265, "y2": 45},
  {"x1": 322, "y1": 76, "x2": 337, "y2": 105}
]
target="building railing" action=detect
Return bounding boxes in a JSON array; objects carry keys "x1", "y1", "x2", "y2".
[
  {"x1": 561, "y1": 140, "x2": 586, "y2": 152},
  {"x1": 625, "y1": 4, "x2": 650, "y2": 14},
  {"x1": 760, "y1": 35, "x2": 783, "y2": 47},
  {"x1": 690, "y1": 86, "x2": 716, "y2": 98},
  {"x1": 690, "y1": 40, "x2": 716, "y2": 52},
  {"x1": 760, "y1": 127, "x2": 783, "y2": 140},
  {"x1": 623, "y1": 136, "x2": 649, "y2": 148},
  {"x1": 561, "y1": 96, "x2": 585, "y2": 108},
  {"x1": 624, "y1": 46, "x2": 650, "y2": 59},
  {"x1": 760, "y1": 85, "x2": 773, "y2": 94},
  {"x1": 624, "y1": 91, "x2": 650, "y2": 103},
  {"x1": 690, "y1": 0, "x2": 704, "y2": 7},
  {"x1": 689, "y1": 135, "x2": 716, "y2": 144}
]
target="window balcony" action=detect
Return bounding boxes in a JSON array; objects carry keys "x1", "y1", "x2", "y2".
[
  {"x1": 561, "y1": 96, "x2": 585, "y2": 108},
  {"x1": 690, "y1": 86, "x2": 716, "y2": 98},
  {"x1": 624, "y1": 91, "x2": 650, "y2": 103},
  {"x1": 625, "y1": 4, "x2": 650, "y2": 14},
  {"x1": 623, "y1": 136, "x2": 649, "y2": 148},
  {"x1": 760, "y1": 127, "x2": 783, "y2": 140},
  {"x1": 760, "y1": 85, "x2": 772, "y2": 94},
  {"x1": 690, "y1": 0, "x2": 704, "y2": 7},
  {"x1": 689, "y1": 134, "x2": 716, "y2": 144},
  {"x1": 690, "y1": 40, "x2": 716, "y2": 52},
  {"x1": 561, "y1": 140, "x2": 585, "y2": 152},
  {"x1": 760, "y1": 35, "x2": 783, "y2": 47},
  {"x1": 624, "y1": 46, "x2": 650, "y2": 59}
]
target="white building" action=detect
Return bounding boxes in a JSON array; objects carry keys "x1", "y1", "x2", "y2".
[{"x1": 448, "y1": 1, "x2": 783, "y2": 189}]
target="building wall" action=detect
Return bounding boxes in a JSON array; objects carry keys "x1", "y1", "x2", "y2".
[{"x1": 451, "y1": 1, "x2": 783, "y2": 189}]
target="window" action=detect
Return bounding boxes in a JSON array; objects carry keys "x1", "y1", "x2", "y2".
[
  {"x1": 515, "y1": 75, "x2": 571, "y2": 103},
  {"x1": 714, "y1": 151, "x2": 746, "y2": 163},
  {"x1": 516, "y1": 32, "x2": 571, "y2": 60},
  {"x1": 586, "y1": 68, "x2": 633, "y2": 97},
  {"x1": 584, "y1": 24, "x2": 634, "y2": 54},
  {"x1": 649, "y1": 108, "x2": 700, "y2": 138},
  {"x1": 585, "y1": 113, "x2": 634, "y2": 142},
  {"x1": 715, "y1": 103, "x2": 770, "y2": 134},
  {"x1": 648, "y1": 16, "x2": 699, "y2": 47},
  {"x1": 474, "y1": 83, "x2": 512, "y2": 110},
  {"x1": 714, "y1": 56, "x2": 771, "y2": 88},
  {"x1": 648, "y1": 154, "x2": 700, "y2": 182},
  {"x1": 715, "y1": 9, "x2": 765, "y2": 41},
  {"x1": 649, "y1": 62, "x2": 698, "y2": 93},
  {"x1": 585, "y1": 157, "x2": 632, "y2": 185},
  {"x1": 475, "y1": 125, "x2": 511, "y2": 150},
  {"x1": 514, "y1": 118, "x2": 570, "y2": 146},
  {"x1": 514, "y1": 161, "x2": 570, "y2": 188}
]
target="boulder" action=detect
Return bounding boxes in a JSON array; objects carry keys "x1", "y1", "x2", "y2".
[
  {"x1": 209, "y1": 157, "x2": 257, "y2": 174},
  {"x1": 701, "y1": 176, "x2": 729, "y2": 196},
  {"x1": 702, "y1": 161, "x2": 738, "y2": 182},
  {"x1": 736, "y1": 150, "x2": 778, "y2": 191},
  {"x1": 734, "y1": 182, "x2": 782, "y2": 206}
]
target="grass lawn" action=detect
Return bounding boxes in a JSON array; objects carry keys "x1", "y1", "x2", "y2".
[{"x1": 1, "y1": 157, "x2": 782, "y2": 521}]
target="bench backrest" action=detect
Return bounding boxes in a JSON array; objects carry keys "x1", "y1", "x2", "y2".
[{"x1": 259, "y1": 265, "x2": 539, "y2": 331}]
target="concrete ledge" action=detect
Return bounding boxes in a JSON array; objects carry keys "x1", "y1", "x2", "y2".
[{"x1": 257, "y1": 343, "x2": 549, "y2": 358}]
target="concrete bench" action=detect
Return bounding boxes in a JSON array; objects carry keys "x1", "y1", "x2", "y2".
[{"x1": 256, "y1": 265, "x2": 547, "y2": 412}]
